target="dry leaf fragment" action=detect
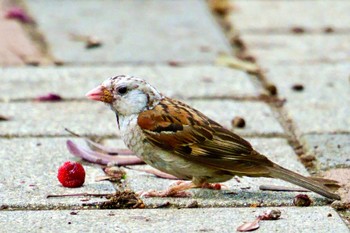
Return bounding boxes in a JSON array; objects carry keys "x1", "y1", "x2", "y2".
[
  {"x1": 0, "y1": 115, "x2": 10, "y2": 121},
  {"x1": 237, "y1": 209, "x2": 281, "y2": 232},
  {"x1": 237, "y1": 218, "x2": 260, "y2": 232},
  {"x1": 216, "y1": 54, "x2": 259, "y2": 74}
]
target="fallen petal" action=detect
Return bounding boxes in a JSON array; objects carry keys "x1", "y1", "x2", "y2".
[
  {"x1": 66, "y1": 140, "x2": 144, "y2": 165},
  {"x1": 237, "y1": 219, "x2": 260, "y2": 232},
  {"x1": 35, "y1": 93, "x2": 62, "y2": 102},
  {"x1": 85, "y1": 139, "x2": 134, "y2": 155},
  {"x1": 5, "y1": 7, "x2": 34, "y2": 23}
]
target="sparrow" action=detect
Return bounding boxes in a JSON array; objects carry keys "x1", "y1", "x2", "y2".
[{"x1": 86, "y1": 75, "x2": 340, "y2": 200}]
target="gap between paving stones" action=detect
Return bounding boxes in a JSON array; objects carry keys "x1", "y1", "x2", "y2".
[{"x1": 209, "y1": 2, "x2": 320, "y2": 173}]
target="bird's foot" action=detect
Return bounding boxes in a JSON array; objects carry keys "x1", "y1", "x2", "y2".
[
  {"x1": 201, "y1": 182, "x2": 223, "y2": 190},
  {"x1": 139, "y1": 189, "x2": 191, "y2": 198},
  {"x1": 139, "y1": 181, "x2": 196, "y2": 197}
]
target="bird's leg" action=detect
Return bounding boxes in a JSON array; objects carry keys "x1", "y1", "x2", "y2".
[{"x1": 139, "y1": 181, "x2": 198, "y2": 197}]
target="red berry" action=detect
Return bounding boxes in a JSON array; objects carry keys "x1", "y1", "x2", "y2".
[{"x1": 57, "y1": 161, "x2": 85, "y2": 188}]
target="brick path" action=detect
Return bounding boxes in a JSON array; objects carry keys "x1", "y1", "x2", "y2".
[{"x1": 0, "y1": 0, "x2": 349, "y2": 232}]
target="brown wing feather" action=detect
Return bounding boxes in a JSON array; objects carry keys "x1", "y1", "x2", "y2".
[{"x1": 137, "y1": 97, "x2": 271, "y2": 174}]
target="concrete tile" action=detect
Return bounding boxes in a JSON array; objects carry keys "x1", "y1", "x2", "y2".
[
  {"x1": 0, "y1": 207, "x2": 348, "y2": 233},
  {"x1": 230, "y1": 0, "x2": 350, "y2": 33},
  {"x1": 241, "y1": 34, "x2": 350, "y2": 67},
  {"x1": 0, "y1": 65, "x2": 260, "y2": 101},
  {"x1": 265, "y1": 64, "x2": 350, "y2": 135},
  {"x1": 0, "y1": 101, "x2": 118, "y2": 137},
  {"x1": 189, "y1": 100, "x2": 284, "y2": 136},
  {"x1": 27, "y1": 0, "x2": 230, "y2": 64},
  {"x1": 0, "y1": 100, "x2": 284, "y2": 137},
  {"x1": 104, "y1": 138, "x2": 332, "y2": 207},
  {"x1": 301, "y1": 134, "x2": 350, "y2": 170},
  {"x1": 0, "y1": 138, "x2": 115, "y2": 209}
]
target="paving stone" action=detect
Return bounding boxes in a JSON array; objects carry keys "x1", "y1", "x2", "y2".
[
  {"x1": 0, "y1": 65, "x2": 260, "y2": 101},
  {"x1": 0, "y1": 100, "x2": 284, "y2": 137},
  {"x1": 241, "y1": 34, "x2": 350, "y2": 67},
  {"x1": 0, "y1": 138, "x2": 115, "y2": 209},
  {"x1": 301, "y1": 134, "x2": 350, "y2": 170},
  {"x1": 0, "y1": 207, "x2": 347, "y2": 233},
  {"x1": 230, "y1": 0, "x2": 350, "y2": 33},
  {"x1": 27, "y1": 0, "x2": 230, "y2": 64},
  {"x1": 104, "y1": 138, "x2": 332, "y2": 207},
  {"x1": 265, "y1": 64, "x2": 350, "y2": 135},
  {"x1": 0, "y1": 3, "x2": 42, "y2": 66}
]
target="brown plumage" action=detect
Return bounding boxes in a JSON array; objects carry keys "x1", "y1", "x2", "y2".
[{"x1": 86, "y1": 75, "x2": 340, "y2": 200}]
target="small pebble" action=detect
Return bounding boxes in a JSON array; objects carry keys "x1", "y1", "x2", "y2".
[
  {"x1": 232, "y1": 117, "x2": 246, "y2": 128},
  {"x1": 292, "y1": 84, "x2": 304, "y2": 91}
]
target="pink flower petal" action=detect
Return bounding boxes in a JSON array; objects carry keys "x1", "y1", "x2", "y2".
[
  {"x1": 66, "y1": 140, "x2": 144, "y2": 165},
  {"x1": 35, "y1": 93, "x2": 63, "y2": 102},
  {"x1": 237, "y1": 219, "x2": 260, "y2": 232},
  {"x1": 5, "y1": 7, "x2": 33, "y2": 24}
]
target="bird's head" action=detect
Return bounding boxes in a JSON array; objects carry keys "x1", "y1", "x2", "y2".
[{"x1": 86, "y1": 75, "x2": 162, "y2": 116}]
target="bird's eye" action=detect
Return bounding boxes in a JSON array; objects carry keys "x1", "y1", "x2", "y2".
[{"x1": 117, "y1": 86, "x2": 128, "y2": 95}]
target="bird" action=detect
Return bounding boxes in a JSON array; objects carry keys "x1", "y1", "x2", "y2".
[{"x1": 86, "y1": 75, "x2": 340, "y2": 200}]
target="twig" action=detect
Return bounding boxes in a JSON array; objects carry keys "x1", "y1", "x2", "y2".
[{"x1": 259, "y1": 185, "x2": 309, "y2": 192}]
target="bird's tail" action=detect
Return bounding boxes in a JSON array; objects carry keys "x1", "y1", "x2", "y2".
[{"x1": 268, "y1": 164, "x2": 340, "y2": 200}]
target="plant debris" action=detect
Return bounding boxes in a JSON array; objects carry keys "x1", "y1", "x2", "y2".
[
  {"x1": 85, "y1": 37, "x2": 102, "y2": 49},
  {"x1": 216, "y1": 54, "x2": 259, "y2": 74},
  {"x1": 324, "y1": 27, "x2": 334, "y2": 33},
  {"x1": 266, "y1": 84, "x2": 278, "y2": 96},
  {"x1": 35, "y1": 93, "x2": 63, "y2": 102},
  {"x1": 291, "y1": 27, "x2": 305, "y2": 34},
  {"x1": 70, "y1": 33, "x2": 103, "y2": 49},
  {"x1": 231, "y1": 116, "x2": 246, "y2": 128},
  {"x1": 83, "y1": 191, "x2": 145, "y2": 209},
  {"x1": 209, "y1": 0, "x2": 232, "y2": 16},
  {"x1": 0, "y1": 115, "x2": 10, "y2": 121},
  {"x1": 5, "y1": 7, "x2": 34, "y2": 24},
  {"x1": 291, "y1": 84, "x2": 304, "y2": 91},
  {"x1": 293, "y1": 194, "x2": 312, "y2": 206},
  {"x1": 167, "y1": 61, "x2": 182, "y2": 67},
  {"x1": 237, "y1": 209, "x2": 281, "y2": 232}
]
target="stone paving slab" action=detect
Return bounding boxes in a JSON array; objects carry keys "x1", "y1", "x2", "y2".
[
  {"x1": 0, "y1": 138, "x2": 115, "y2": 209},
  {"x1": 240, "y1": 34, "x2": 350, "y2": 67},
  {"x1": 230, "y1": 0, "x2": 350, "y2": 33},
  {"x1": 0, "y1": 65, "x2": 261, "y2": 101},
  {"x1": 301, "y1": 134, "x2": 350, "y2": 170},
  {"x1": 265, "y1": 64, "x2": 350, "y2": 136},
  {"x1": 1, "y1": 207, "x2": 347, "y2": 233},
  {"x1": 0, "y1": 3, "x2": 42, "y2": 66},
  {"x1": 27, "y1": 0, "x2": 230, "y2": 64},
  {"x1": 0, "y1": 100, "x2": 284, "y2": 137},
  {"x1": 104, "y1": 138, "x2": 332, "y2": 207}
]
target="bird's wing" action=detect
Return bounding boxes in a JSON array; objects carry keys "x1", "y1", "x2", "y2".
[{"x1": 137, "y1": 97, "x2": 271, "y2": 175}]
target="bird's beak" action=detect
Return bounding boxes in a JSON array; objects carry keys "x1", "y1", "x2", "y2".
[{"x1": 86, "y1": 85, "x2": 113, "y2": 103}]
